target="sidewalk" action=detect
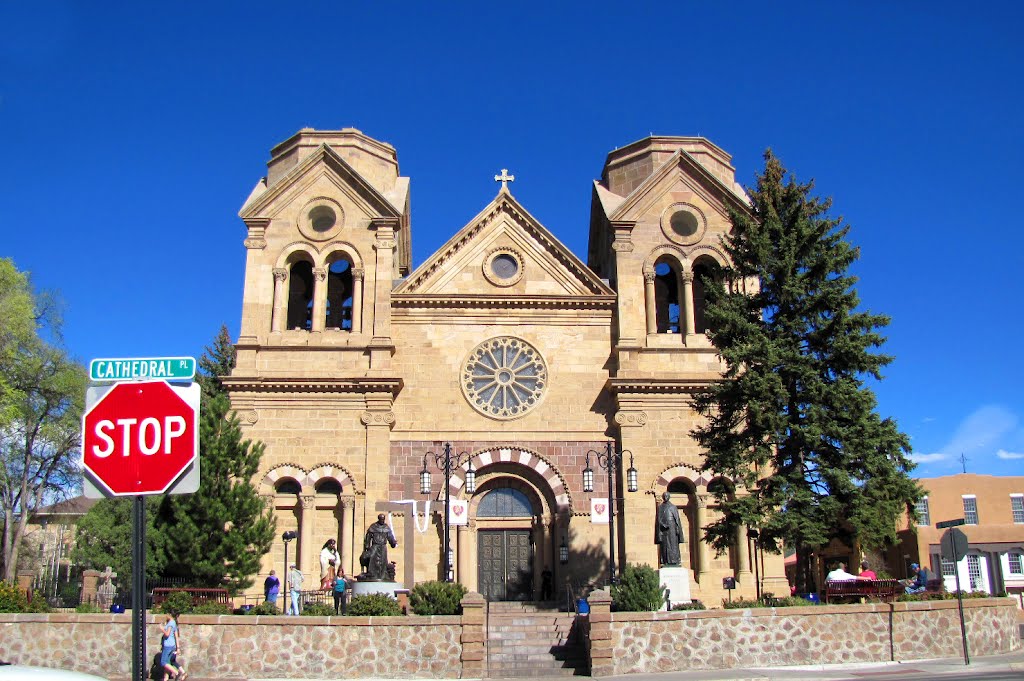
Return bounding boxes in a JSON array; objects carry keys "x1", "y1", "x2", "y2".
[{"x1": 592, "y1": 648, "x2": 1024, "y2": 681}]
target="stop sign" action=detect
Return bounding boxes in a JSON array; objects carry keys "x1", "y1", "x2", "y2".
[{"x1": 82, "y1": 380, "x2": 199, "y2": 496}]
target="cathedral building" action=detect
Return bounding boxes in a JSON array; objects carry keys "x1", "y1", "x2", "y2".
[{"x1": 223, "y1": 127, "x2": 788, "y2": 604}]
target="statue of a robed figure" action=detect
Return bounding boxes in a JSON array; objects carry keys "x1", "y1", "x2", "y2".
[
  {"x1": 655, "y1": 492, "x2": 684, "y2": 566},
  {"x1": 359, "y1": 513, "x2": 398, "y2": 581}
]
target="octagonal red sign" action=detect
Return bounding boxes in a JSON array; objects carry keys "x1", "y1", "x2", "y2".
[{"x1": 82, "y1": 380, "x2": 199, "y2": 496}]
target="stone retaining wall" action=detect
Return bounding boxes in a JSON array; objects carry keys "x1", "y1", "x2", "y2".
[
  {"x1": 585, "y1": 590, "x2": 1021, "y2": 676},
  {"x1": 0, "y1": 613, "x2": 465, "y2": 680}
]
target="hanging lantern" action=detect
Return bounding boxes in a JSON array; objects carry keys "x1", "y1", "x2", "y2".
[
  {"x1": 583, "y1": 453, "x2": 594, "y2": 493},
  {"x1": 465, "y1": 460, "x2": 476, "y2": 494},
  {"x1": 420, "y1": 455, "x2": 432, "y2": 495},
  {"x1": 559, "y1": 537, "x2": 569, "y2": 564},
  {"x1": 626, "y1": 452, "x2": 638, "y2": 493}
]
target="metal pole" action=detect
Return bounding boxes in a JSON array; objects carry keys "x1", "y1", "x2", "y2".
[
  {"x1": 953, "y1": 561, "x2": 970, "y2": 664},
  {"x1": 606, "y1": 441, "x2": 617, "y2": 585},
  {"x1": 443, "y1": 443, "x2": 452, "y2": 582},
  {"x1": 131, "y1": 495, "x2": 146, "y2": 681}
]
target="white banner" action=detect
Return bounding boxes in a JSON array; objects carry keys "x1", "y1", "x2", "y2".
[
  {"x1": 449, "y1": 499, "x2": 469, "y2": 526},
  {"x1": 591, "y1": 498, "x2": 609, "y2": 524}
]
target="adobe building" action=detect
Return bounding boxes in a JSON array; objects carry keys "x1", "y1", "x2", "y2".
[
  {"x1": 222, "y1": 127, "x2": 788, "y2": 604},
  {"x1": 897, "y1": 473, "x2": 1024, "y2": 599}
]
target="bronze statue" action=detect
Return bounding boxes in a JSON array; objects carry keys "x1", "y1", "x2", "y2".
[
  {"x1": 359, "y1": 513, "x2": 398, "y2": 581},
  {"x1": 655, "y1": 492, "x2": 684, "y2": 566}
]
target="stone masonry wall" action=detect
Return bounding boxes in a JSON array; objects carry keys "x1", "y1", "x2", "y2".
[
  {"x1": 0, "y1": 614, "x2": 463, "y2": 680},
  {"x1": 586, "y1": 590, "x2": 1020, "y2": 676}
]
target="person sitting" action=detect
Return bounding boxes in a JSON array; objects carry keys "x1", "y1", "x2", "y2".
[
  {"x1": 903, "y1": 563, "x2": 930, "y2": 594},
  {"x1": 825, "y1": 561, "x2": 858, "y2": 582},
  {"x1": 858, "y1": 560, "x2": 877, "y2": 580}
]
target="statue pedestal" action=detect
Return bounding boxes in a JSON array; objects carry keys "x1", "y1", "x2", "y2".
[
  {"x1": 659, "y1": 567, "x2": 691, "y2": 610},
  {"x1": 351, "y1": 580, "x2": 404, "y2": 599}
]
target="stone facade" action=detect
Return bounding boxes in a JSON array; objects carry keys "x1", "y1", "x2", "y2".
[
  {"x1": 584, "y1": 591, "x2": 1021, "y2": 676},
  {"x1": 0, "y1": 598, "x2": 1018, "y2": 678},
  {"x1": 224, "y1": 127, "x2": 787, "y2": 605}
]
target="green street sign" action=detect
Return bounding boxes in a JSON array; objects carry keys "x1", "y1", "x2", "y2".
[
  {"x1": 89, "y1": 357, "x2": 196, "y2": 383},
  {"x1": 936, "y1": 518, "x2": 966, "y2": 529}
]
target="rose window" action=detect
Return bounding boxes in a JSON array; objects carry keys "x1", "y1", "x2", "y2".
[{"x1": 462, "y1": 337, "x2": 547, "y2": 420}]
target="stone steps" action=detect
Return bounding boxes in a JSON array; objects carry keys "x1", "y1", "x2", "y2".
[{"x1": 486, "y1": 604, "x2": 587, "y2": 678}]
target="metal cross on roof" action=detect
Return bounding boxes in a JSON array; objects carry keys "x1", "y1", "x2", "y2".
[{"x1": 494, "y1": 168, "x2": 515, "y2": 189}]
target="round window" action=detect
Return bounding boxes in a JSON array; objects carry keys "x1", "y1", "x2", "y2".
[
  {"x1": 482, "y1": 248, "x2": 525, "y2": 287},
  {"x1": 461, "y1": 337, "x2": 547, "y2": 420},
  {"x1": 491, "y1": 254, "x2": 519, "y2": 279},
  {"x1": 670, "y1": 210, "x2": 699, "y2": 238},
  {"x1": 309, "y1": 205, "x2": 337, "y2": 232}
]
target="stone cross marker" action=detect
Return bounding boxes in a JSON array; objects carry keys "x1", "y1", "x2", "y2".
[
  {"x1": 97, "y1": 566, "x2": 117, "y2": 609},
  {"x1": 494, "y1": 168, "x2": 515, "y2": 189}
]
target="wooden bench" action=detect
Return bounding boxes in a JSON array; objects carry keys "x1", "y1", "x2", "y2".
[
  {"x1": 824, "y1": 579, "x2": 901, "y2": 604},
  {"x1": 151, "y1": 587, "x2": 232, "y2": 608}
]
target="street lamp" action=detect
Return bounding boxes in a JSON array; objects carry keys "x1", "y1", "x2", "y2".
[
  {"x1": 559, "y1": 536, "x2": 569, "y2": 565},
  {"x1": 282, "y1": 530, "x2": 297, "y2": 585},
  {"x1": 583, "y1": 442, "x2": 638, "y2": 584},
  {"x1": 420, "y1": 443, "x2": 476, "y2": 582}
]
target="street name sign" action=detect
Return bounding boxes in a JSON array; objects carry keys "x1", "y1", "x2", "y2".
[
  {"x1": 81, "y1": 380, "x2": 200, "y2": 497},
  {"x1": 89, "y1": 357, "x2": 196, "y2": 383},
  {"x1": 936, "y1": 518, "x2": 966, "y2": 529}
]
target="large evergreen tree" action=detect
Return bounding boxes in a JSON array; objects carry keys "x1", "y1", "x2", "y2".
[
  {"x1": 157, "y1": 325, "x2": 275, "y2": 593},
  {"x1": 691, "y1": 151, "x2": 920, "y2": 592}
]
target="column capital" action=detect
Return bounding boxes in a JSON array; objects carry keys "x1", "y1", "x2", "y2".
[
  {"x1": 361, "y1": 410, "x2": 396, "y2": 428},
  {"x1": 273, "y1": 268, "x2": 287, "y2": 282},
  {"x1": 351, "y1": 268, "x2": 365, "y2": 279},
  {"x1": 300, "y1": 495, "x2": 316, "y2": 510},
  {"x1": 313, "y1": 267, "x2": 327, "y2": 282},
  {"x1": 681, "y1": 271, "x2": 694, "y2": 284},
  {"x1": 341, "y1": 496, "x2": 356, "y2": 510},
  {"x1": 643, "y1": 268, "x2": 656, "y2": 284},
  {"x1": 696, "y1": 493, "x2": 709, "y2": 509}
]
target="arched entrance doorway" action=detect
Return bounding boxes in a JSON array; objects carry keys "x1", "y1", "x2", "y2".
[{"x1": 476, "y1": 486, "x2": 535, "y2": 601}]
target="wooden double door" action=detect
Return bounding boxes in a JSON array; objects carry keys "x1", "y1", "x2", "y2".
[{"x1": 478, "y1": 530, "x2": 533, "y2": 601}]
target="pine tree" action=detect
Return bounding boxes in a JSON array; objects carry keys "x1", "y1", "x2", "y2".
[
  {"x1": 691, "y1": 151, "x2": 920, "y2": 593},
  {"x1": 157, "y1": 327, "x2": 275, "y2": 594}
]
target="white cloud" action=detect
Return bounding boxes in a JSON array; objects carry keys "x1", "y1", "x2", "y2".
[
  {"x1": 996, "y1": 449, "x2": 1024, "y2": 460},
  {"x1": 910, "y1": 452, "x2": 949, "y2": 464}
]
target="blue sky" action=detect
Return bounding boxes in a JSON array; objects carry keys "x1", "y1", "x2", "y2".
[{"x1": 1, "y1": 2, "x2": 1021, "y2": 478}]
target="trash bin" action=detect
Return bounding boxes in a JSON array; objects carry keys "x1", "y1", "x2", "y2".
[{"x1": 576, "y1": 598, "x2": 590, "y2": 615}]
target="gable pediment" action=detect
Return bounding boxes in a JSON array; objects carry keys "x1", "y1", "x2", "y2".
[
  {"x1": 239, "y1": 143, "x2": 402, "y2": 221},
  {"x1": 395, "y1": 190, "x2": 613, "y2": 303}
]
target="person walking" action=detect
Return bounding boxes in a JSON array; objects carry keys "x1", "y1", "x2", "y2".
[
  {"x1": 333, "y1": 569, "x2": 349, "y2": 614},
  {"x1": 264, "y1": 569, "x2": 280, "y2": 606},
  {"x1": 288, "y1": 563, "x2": 304, "y2": 615},
  {"x1": 159, "y1": 611, "x2": 186, "y2": 681}
]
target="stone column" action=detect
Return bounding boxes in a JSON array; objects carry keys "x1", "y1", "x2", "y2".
[
  {"x1": 369, "y1": 218, "x2": 398, "y2": 370},
  {"x1": 271, "y1": 268, "x2": 287, "y2": 332},
  {"x1": 736, "y1": 523, "x2": 752, "y2": 582},
  {"x1": 586, "y1": 589, "x2": 614, "y2": 677},
  {"x1": 643, "y1": 268, "x2": 656, "y2": 335},
  {"x1": 457, "y1": 523, "x2": 470, "y2": 585},
  {"x1": 311, "y1": 267, "x2": 327, "y2": 332},
  {"x1": 341, "y1": 497, "x2": 355, "y2": 576},
  {"x1": 299, "y1": 495, "x2": 315, "y2": 575},
  {"x1": 459, "y1": 592, "x2": 487, "y2": 678},
  {"x1": 361, "y1": 404, "x2": 396, "y2": 529},
  {"x1": 351, "y1": 268, "x2": 364, "y2": 334},
  {"x1": 681, "y1": 271, "x2": 696, "y2": 338},
  {"x1": 695, "y1": 494, "x2": 710, "y2": 583},
  {"x1": 80, "y1": 569, "x2": 100, "y2": 604}
]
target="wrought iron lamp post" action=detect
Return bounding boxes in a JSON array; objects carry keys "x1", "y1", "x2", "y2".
[
  {"x1": 420, "y1": 443, "x2": 476, "y2": 582},
  {"x1": 583, "y1": 441, "x2": 638, "y2": 585},
  {"x1": 281, "y1": 530, "x2": 297, "y2": 587}
]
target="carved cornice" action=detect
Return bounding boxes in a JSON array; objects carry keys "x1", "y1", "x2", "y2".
[
  {"x1": 391, "y1": 294, "x2": 616, "y2": 310},
  {"x1": 607, "y1": 377, "x2": 716, "y2": 394},
  {"x1": 374, "y1": 239, "x2": 397, "y2": 250},
  {"x1": 611, "y1": 241, "x2": 634, "y2": 252},
  {"x1": 221, "y1": 376, "x2": 403, "y2": 395},
  {"x1": 244, "y1": 238, "x2": 267, "y2": 250}
]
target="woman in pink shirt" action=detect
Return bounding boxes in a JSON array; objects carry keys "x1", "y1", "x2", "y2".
[{"x1": 858, "y1": 560, "x2": 877, "y2": 580}]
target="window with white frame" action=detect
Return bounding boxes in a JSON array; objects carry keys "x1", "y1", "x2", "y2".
[
  {"x1": 966, "y1": 554, "x2": 982, "y2": 589},
  {"x1": 940, "y1": 557, "x2": 956, "y2": 577},
  {"x1": 1011, "y1": 494, "x2": 1024, "y2": 524},
  {"x1": 915, "y1": 496, "x2": 931, "y2": 526},
  {"x1": 962, "y1": 495, "x2": 978, "y2": 525},
  {"x1": 1009, "y1": 553, "x2": 1023, "y2": 575}
]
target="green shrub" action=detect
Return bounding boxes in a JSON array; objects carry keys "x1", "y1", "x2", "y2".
[
  {"x1": 409, "y1": 580, "x2": 467, "y2": 615},
  {"x1": 672, "y1": 600, "x2": 705, "y2": 611},
  {"x1": 24, "y1": 591, "x2": 52, "y2": 613},
  {"x1": 244, "y1": 602, "x2": 280, "y2": 615},
  {"x1": 191, "y1": 601, "x2": 232, "y2": 615},
  {"x1": 0, "y1": 581, "x2": 29, "y2": 613},
  {"x1": 611, "y1": 564, "x2": 664, "y2": 612},
  {"x1": 300, "y1": 602, "x2": 337, "y2": 617},
  {"x1": 76, "y1": 602, "x2": 104, "y2": 613},
  {"x1": 155, "y1": 590, "x2": 195, "y2": 614},
  {"x1": 346, "y1": 593, "x2": 402, "y2": 616}
]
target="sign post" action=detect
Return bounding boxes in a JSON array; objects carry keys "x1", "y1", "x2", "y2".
[
  {"x1": 81, "y1": 360, "x2": 199, "y2": 681},
  {"x1": 938, "y1": 520, "x2": 970, "y2": 665}
]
